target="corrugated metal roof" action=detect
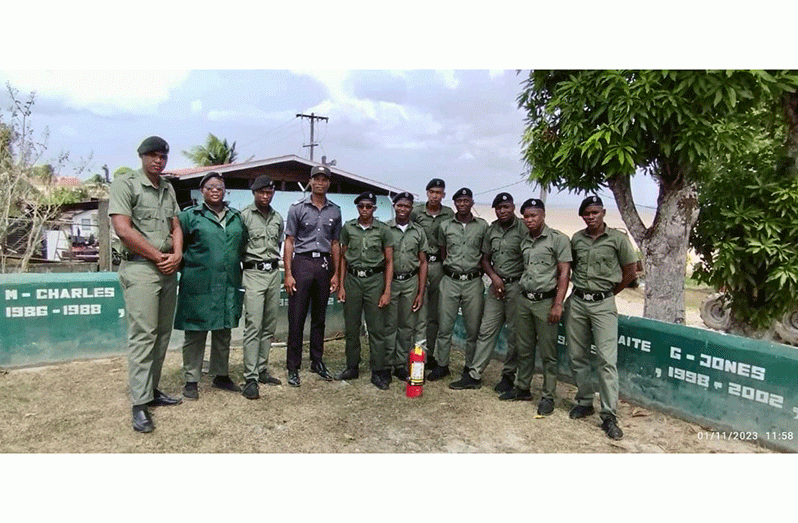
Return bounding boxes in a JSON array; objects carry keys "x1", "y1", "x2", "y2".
[{"x1": 164, "y1": 154, "x2": 410, "y2": 196}]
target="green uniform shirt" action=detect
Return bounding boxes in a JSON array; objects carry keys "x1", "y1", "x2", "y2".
[
  {"x1": 570, "y1": 226, "x2": 637, "y2": 293},
  {"x1": 108, "y1": 169, "x2": 180, "y2": 254},
  {"x1": 175, "y1": 203, "x2": 246, "y2": 331},
  {"x1": 340, "y1": 219, "x2": 394, "y2": 268},
  {"x1": 387, "y1": 220, "x2": 429, "y2": 274},
  {"x1": 410, "y1": 202, "x2": 454, "y2": 255},
  {"x1": 519, "y1": 224, "x2": 572, "y2": 293},
  {"x1": 435, "y1": 214, "x2": 489, "y2": 274},
  {"x1": 240, "y1": 204, "x2": 284, "y2": 263},
  {"x1": 481, "y1": 216, "x2": 527, "y2": 279}
]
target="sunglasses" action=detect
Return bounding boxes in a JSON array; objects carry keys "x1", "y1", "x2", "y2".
[{"x1": 357, "y1": 203, "x2": 374, "y2": 210}]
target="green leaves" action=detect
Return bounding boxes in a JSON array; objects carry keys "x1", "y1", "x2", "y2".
[{"x1": 182, "y1": 133, "x2": 238, "y2": 167}]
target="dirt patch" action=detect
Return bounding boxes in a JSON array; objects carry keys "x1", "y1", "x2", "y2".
[{"x1": 0, "y1": 328, "x2": 772, "y2": 454}]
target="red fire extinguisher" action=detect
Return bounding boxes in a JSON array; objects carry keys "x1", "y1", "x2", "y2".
[{"x1": 406, "y1": 345, "x2": 425, "y2": 398}]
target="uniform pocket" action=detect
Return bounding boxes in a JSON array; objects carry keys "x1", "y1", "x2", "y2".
[{"x1": 136, "y1": 207, "x2": 162, "y2": 232}]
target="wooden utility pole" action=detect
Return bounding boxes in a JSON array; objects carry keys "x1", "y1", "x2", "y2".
[
  {"x1": 296, "y1": 112, "x2": 328, "y2": 161},
  {"x1": 97, "y1": 199, "x2": 110, "y2": 271}
]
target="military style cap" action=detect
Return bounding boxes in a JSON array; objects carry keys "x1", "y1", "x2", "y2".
[
  {"x1": 251, "y1": 175, "x2": 275, "y2": 191},
  {"x1": 579, "y1": 195, "x2": 603, "y2": 215},
  {"x1": 354, "y1": 191, "x2": 377, "y2": 205},
  {"x1": 310, "y1": 165, "x2": 332, "y2": 178},
  {"x1": 520, "y1": 198, "x2": 545, "y2": 213},
  {"x1": 492, "y1": 192, "x2": 514, "y2": 207},
  {"x1": 199, "y1": 171, "x2": 224, "y2": 188},
  {"x1": 452, "y1": 187, "x2": 473, "y2": 200},
  {"x1": 426, "y1": 178, "x2": 446, "y2": 190},
  {"x1": 392, "y1": 191, "x2": 414, "y2": 204},
  {"x1": 137, "y1": 136, "x2": 169, "y2": 155}
]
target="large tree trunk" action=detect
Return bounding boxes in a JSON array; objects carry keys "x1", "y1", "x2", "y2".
[{"x1": 608, "y1": 172, "x2": 699, "y2": 324}]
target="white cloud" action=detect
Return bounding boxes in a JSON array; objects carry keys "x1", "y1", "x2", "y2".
[
  {"x1": 2, "y1": 70, "x2": 190, "y2": 115},
  {"x1": 190, "y1": 100, "x2": 202, "y2": 114},
  {"x1": 489, "y1": 70, "x2": 505, "y2": 79},
  {"x1": 437, "y1": 70, "x2": 459, "y2": 89}
]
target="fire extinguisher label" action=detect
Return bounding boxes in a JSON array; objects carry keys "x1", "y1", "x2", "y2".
[{"x1": 410, "y1": 361, "x2": 424, "y2": 382}]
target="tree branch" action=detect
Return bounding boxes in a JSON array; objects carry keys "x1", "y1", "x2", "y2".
[{"x1": 607, "y1": 173, "x2": 647, "y2": 245}]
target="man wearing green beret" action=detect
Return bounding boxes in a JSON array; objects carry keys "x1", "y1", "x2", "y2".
[
  {"x1": 499, "y1": 198, "x2": 571, "y2": 418},
  {"x1": 428, "y1": 187, "x2": 488, "y2": 382},
  {"x1": 384, "y1": 192, "x2": 428, "y2": 381},
  {"x1": 110, "y1": 136, "x2": 183, "y2": 433},
  {"x1": 410, "y1": 178, "x2": 454, "y2": 370},
  {"x1": 175, "y1": 172, "x2": 246, "y2": 401},
  {"x1": 565, "y1": 196, "x2": 638, "y2": 440},
  {"x1": 336, "y1": 191, "x2": 395, "y2": 389},
  {"x1": 240, "y1": 175, "x2": 285, "y2": 399}
]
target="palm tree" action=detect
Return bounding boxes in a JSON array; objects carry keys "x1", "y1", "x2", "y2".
[{"x1": 182, "y1": 133, "x2": 238, "y2": 166}]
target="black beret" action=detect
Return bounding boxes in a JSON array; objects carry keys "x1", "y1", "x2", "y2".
[
  {"x1": 251, "y1": 175, "x2": 275, "y2": 191},
  {"x1": 579, "y1": 195, "x2": 603, "y2": 215},
  {"x1": 452, "y1": 187, "x2": 473, "y2": 200},
  {"x1": 491, "y1": 192, "x2": 514, "y2": 207},
  {"x1": 137, "y1": 136, "x2": 169, "y2": 155},
  {"x1": 199, "y1": 171, "x2": 224, "y2": 188},
  {"x1": 520, "y1": 198, "x2": 545, "y2": 213},
  {"x1": 392, "y1": 191, "x2": 414, "y2": 204},
  {"x1": 354, "y1": 191, "x2": 376, "y2": 205},
  {"x1": 426, "y1": 178, "x2": 445, "y2": 190},
  {"x1": 310, "y1": 165, "x2": 332, "y2": 178}
]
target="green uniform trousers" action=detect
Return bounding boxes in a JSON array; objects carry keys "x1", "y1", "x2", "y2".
[
  {"x1": 469, "y1": 280, "x2": 519, "y2": 380},
  {"x1": 415, "y1": 260, "x2": 443, "y2": 350},
  {"x1": 118, "y1": 260, "x2": 177, "y2": 406},
  {"x1": 564, "y1": 294, "x2": 619, "y2": 419},
  {"x1": 181, "y1": 328, "x2": 232, "y2": 383},
  {"x1": 242, "y1": 268, "x2": 282, "y2": 381},
  {"x1": 434, "y1": 275, "x2": 485, "y2": 368},
  {"x1": 343, "y1": 272, "x2": 388, "y2": 371},
  {"x1": 385, "y1": 274, "x2": 420, "y2": 369},
  {"x1": 515, "y1": 296, "x2": 559, "y2": 397}
]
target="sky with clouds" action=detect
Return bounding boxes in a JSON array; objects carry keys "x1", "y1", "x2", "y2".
[{"x1": 0, "y1": 69, "x2": 660, "y2": 209}]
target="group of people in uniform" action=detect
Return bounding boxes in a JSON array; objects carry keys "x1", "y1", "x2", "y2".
[{"x1": 111, "y1": 136, "x2": 639, "y2": 442}]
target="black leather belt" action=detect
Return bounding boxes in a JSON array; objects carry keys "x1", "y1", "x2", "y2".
[
  {"x1": 573, "y1": 288, "x2": 614, "y2": 302},
  {"x1": 122, "y1": 252, "x2": 149, "y2": 262},
  {"x1": 347, "y1": 266, "x2": 385, "y2": 278},
  {"x1": 443, "y1": 267, "x2": 482, "y2": 281},
  {"x1": 243, "y1": 259, "x2": 279, "y2": 271},
  {"x1": 394, "y1": 268, "x2": 419, "y2": 281},
  {"x1": 501, "y1": 275, "x2": 521, "y2": 284},
  {"x1": 428, "y1": 253, "x2": 441, "y2": 263},
  {"x1": 296, "y1": 251, "x2": 329, "y2": 258},
  {"x1": 523, "y1": 289, "x2": 557, "y2": 302}
]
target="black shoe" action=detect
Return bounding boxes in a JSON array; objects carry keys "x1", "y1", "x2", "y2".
[
  {"x1": 602, "y1": 415, "x2": 624, "y2": 440},
  {"x1": 426, "y1": 353, "x2": 439, "y2": 371},
  {"x1": 148, "y1": 389, "x2": 182, "y2": 407},
  {"x1": 569, "y1": 404, "x2": 595, "y2": 419},
  {"x1": 287, "y1": 370, "x2": 301, "y2": 387},
  {"x1": 132, "y1": 405, "x2": 154, "y2": 433},
  {"x1": 242, "y1": 379, "x2": 259, "y2": 399},
  {"x1": 310, "y1": 360, "x2": 334, "y2": 381},
  {"x1": 449, "y1": 373, "x2": 482, "y2": 390},
  {"x1": 212, "y1": 375, "x2": 242, "y2": 393},
  {"x1": 499, "y1": 387, "x2": 532, "y2": 401},
  {"x1": 537, "y1": 397, "x2": 555, "y2": 416},
  {"x1": 427, "y1": 365, "x2": 450, "y2": 381},
  {"x1": 371, "y1": 372, "x2": 389, "y2": 390},
  {"x1": 258, "y1": 370, "x2": 282, "y2": 386},
  {"x1": 336, "y1": 366, "x2": 359, "y2": 381},
  {"x1": 393, "y1": 366, "x2": 408, "y2": 381},
  {"x1": 493, "y1": 374, "x2": 515, "y2": 394},
  {"x1": 182, "y1": 381, "x2": 199, "y2": 400}
]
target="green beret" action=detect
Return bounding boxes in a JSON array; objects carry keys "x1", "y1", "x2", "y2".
[{"x1": 137, "y1": 136, "x2": 169, "y2": 155}]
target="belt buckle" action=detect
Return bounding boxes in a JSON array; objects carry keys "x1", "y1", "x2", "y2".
[
  {"x1": 312, "y1": 252, "x2": 320, "y2": 258},
  {"x1": 584, "y1": 293, "x2": 594, "y2": 301},
  {"x1": 459, "y1": 274, "x2": 468, "y2": 281},
  {"x1": 429, "y1": 255, "x2": 437, "y2": 262},
  {"x1": 357, "y1": 270, "x2": 367, "y2": 277}
]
